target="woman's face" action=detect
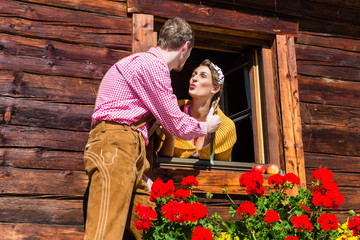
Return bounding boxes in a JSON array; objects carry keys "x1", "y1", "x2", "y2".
[{"x1": 188, "y1": 65, "x2": 217, "y2": 99}]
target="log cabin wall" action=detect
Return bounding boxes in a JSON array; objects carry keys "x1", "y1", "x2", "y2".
[{"x1": 0, "y1": 0, "x2": 359, "y2": 238}]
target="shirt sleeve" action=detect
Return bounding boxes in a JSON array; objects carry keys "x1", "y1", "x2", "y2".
[{"x1": 128, "y1": 57, "x2": 207, "y2": 140}]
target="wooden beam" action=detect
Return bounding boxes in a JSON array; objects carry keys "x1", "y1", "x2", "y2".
[
  {"x1": 0, "y1": 223, "x2": 84, "y2": 240},
  {"x1": 261, "y1": 45, "x2": 282, "y2": 168},
  {"x1": 127, "y1": 0, "x2": 298, "y2": 36},
  {"x1": 249, "y1": 51, "x2": 265, "y2": 164},
  {"x1": 276, "y1": 35, "x2": 306, "y2": 192},
  {"x1": 132, "y1": 14, "x2": 155, "y2": 54}
]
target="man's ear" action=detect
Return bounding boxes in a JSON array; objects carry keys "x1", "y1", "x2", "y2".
[
  {"x1": 212, "y1": 85, "x2": 221, "y2": 94},
  {"x1": 181, "y1": 41, "x2": 190, "y2": 54}
]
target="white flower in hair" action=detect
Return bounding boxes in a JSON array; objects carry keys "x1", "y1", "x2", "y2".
[{"x1": 211, "y1": 62, "x2": 225, "y2": 85}]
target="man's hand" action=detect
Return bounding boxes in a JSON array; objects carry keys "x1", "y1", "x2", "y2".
[{"x1": 206, "y1": 107, "x2": 221, "y2": 133}]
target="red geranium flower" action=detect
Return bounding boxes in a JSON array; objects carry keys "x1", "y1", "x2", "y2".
[
  {"x1": 181, "y1": 175, "x2": 199, "y2": 188},
  {"x1": 291, "y1": 214, "x2": 313, "y2": 232},
  {"x1": 134, "y1": 203, "x2": 157, "y2": 231},
  {"x1": 268, "y1": 174, "x2": 285, "y2": 186},
  {"x1": 150, "y1": 178, "x2": 175, "y2": 202},
  {"x1": 348, "y1": 216, "x2": 360, "y2": 236},
  {"x1": 181, "y1": 202, "x2": 208, "y2": 222},
  {"x1": 318, "y1": 213, "x2": 338, "y2": 231},
  {"x1": 161, "y1": 200, "x2": 183, "y2": 223},
  {"x1": 240, "y1": 171, "x2": 265, "y2": 197},
  {"x1": 264, "y1": 209, "x2": 280, "y2": 224},
  {"x1": 237, "y1": 201, "x2": 256, "y2": 217},
  {"x1": 312, "y1": 168, "x2": 333, "y2": 181},
  {"x1": 191, "y1": 226, "x2": 213, "y2": 240},
  {"x1": 175, "y1": 188, "x2": 192, "y2": 200},
  {"x1": 284, "y1": 237, "x2": 299, "y2": 240},
  {"x1": 321, "y1": 179, "x2": 339, "y2": 192},
  {"x1": 284, "y1": 173, "x2": 300, "y2": 185}
]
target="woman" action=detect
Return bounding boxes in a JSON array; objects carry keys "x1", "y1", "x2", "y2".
[{"x1": 158, "y1": 59, "x2": 236, "y2": 161}]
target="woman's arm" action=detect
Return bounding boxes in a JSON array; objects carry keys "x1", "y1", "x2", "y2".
[{"x1": 158, "y1": 127, "x2": 176, "y2": 157}]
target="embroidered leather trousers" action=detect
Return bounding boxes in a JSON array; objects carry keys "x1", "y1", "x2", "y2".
[{"x1": 83, "y1": 121, "x2": 154, "y2": 240}]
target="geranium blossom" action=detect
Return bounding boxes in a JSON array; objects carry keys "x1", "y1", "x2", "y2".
[
  {"x1": 284, "y1": 173, "x2": 300, "y2": 185},
  {"x1": 348, "y1": 216, "x2": 360, "y2": 236},
  {"x1": 318, "y1": 213, "x2": 338, "y2": 231},
  {"x1": 291, "y1": 214, "x2": 313, "y2": 232},
  {"x1": 236, "y1": 201, "x2": 256, "y2": 216},
  {"x1": 161, "y1": 200, "x2": 183, "y2": 222},
  {"x1": 239, "y1": 171, "x2": 265, "y2": 197},
  {"x1": 181, "y1": 175, "x2": 199, "y2": 188},
  {"x1": 175, "y1": 188, "x2": 192, "y2": 200},
  {"x1": 181, "y1": 202, "x2": 208, "y2": 222},
  {"x1": 134, "y1": 203, "x2": 157, "y2": 231},
  {"x1": 268, "y1": 174, "x2": 285, "y2": 186},
  {"x1": 284, "y1": 237, "x2": 299, "y2": 240},
  {"x1": 191, "y1": 226, "x2": 213, "y2": 240},
  {"x1": 264, "y1": 209, "x2": 280, "y2": 224},
  {"x1": 312, "y1": 168, "x2": 333, "y2": 180},
  {"x1": 150, "y1": 178, "x2": 175, "y2": 202}
]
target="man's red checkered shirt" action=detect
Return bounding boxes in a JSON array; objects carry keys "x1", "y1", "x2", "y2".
[{"x1": 91, "y1": 47, "x2": 207, "y2": 145}]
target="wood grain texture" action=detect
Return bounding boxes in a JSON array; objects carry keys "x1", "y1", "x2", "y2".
[
  {"x1": 127, "y1": 0, "x2": 298, "y2": 36},
  {"x1": 276, "y1": 35, "x2": 306, "y2": 191},
  {"x1": 0, "y1": 223, "x2": 84, "y2": 240},
  {"x1": 0, "y1": 125, "x2": 88, "y2": 151}
]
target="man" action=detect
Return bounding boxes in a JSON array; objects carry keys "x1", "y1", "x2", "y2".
[{"x1": 83, "y1": 17, "x2": 221, "y2": 240}]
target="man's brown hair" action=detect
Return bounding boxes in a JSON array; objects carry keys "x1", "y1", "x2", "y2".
[{"x1": 157, "y1": 17, "x2": 195, "y2": 50}]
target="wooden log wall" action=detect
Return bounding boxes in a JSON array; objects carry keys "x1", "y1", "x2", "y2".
[
  {"x1": 0, "y1": 0, "x2": 359, "y2": 238},
  {"x1": 0, "y1": 0, "x2": 130, "y2": 238}
]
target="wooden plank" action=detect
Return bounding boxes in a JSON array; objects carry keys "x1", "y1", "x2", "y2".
[
  {"x1": 0, "y1": 16, "x2": 131, "y2": 50},
  {"x1": 0, "y1": 223, "x2": 83, "y2": 240},
  {"x1": 0, "y1": 197, "x2": 84, "y2": 225},
  {"x1": 302, "y1": 124, "x2": 360, "y2": 156},
  {"x1": 0, "y1": 0, "x2": 131, "y2": 31},
  {"x1": 297, "y1": 61, "x2": 360, "y2": 82},
  {"x1": 298, "y1": 75, "x2": 360, "y2": 108},
  {"x1": 299, "y1": 18, "x2": 360, "y2": 39},
  {"x1": 300, "y1": 102, "x2": 360, "y2": 130},
  {"x1": 296, "y1": 44, "x2": 360, "y2": 68},
  {"x1": 0, "y1": 166, "x2": 87, "y2": 196},
  {"x1": 132, "y1": 14, "x2": 155, "y2": 54},
  {"x1": 0, "y1": 53, "x2": 109, "y2": 80},
  {"x1": 127, "y1": 0, "x2": 298, "y2": 36},
  {"x1": 249, "y1": 51, "x2": 265, "y2": 164},
  {"x1": 0, "y1": 70, "x2": 99, "y2": 104},
  {"x1": 1, "y1": 148, "x2": 85, "y2": 171},
  {"x1": 308, "y1": 0, "x2": 360, "y2": 10},
  {"x1": 18, "y1": 0, "x2": 127, "y2": 17},
  {"x1": 261, "y1": 46, "x2": 282, "y2": 167},
  {"x1": 297, "y1": 32, "x2": 360, "y2": 52},
  {"x1": 276, "y1": 35, "x2": 306, "y2": 191},
  {"x1": 0, "y1": 33, "x2": 129, "y2": 66},
  {"x1": 304, "y1": 152, "x2": 360, "y2": 173},
  {"x1": 0, "y1": 97, "x2": 93, "y2": 131},
  {"x1": 0, "y1": 125, "x2": 88, "y2": 151},
  {"x1": 202, "y1": 0, "x2": 360, "y2": 26},
  {"x1": 152, "y1": 166, "x2": 273, "y2": 195}
]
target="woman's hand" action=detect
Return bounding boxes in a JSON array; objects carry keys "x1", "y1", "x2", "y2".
[{"x1": 206, "y1": 106, "x2": 221, "y2": 133}]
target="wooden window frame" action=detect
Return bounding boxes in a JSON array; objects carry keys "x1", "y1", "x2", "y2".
[{"x1": 129, "y1": 0, "x2": 306, "y2": 194}]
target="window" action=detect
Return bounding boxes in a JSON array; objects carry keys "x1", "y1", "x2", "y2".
[
  {"x1": 154, "y1": 19, "x2": 282, "y2": 168},
  {"x1": 130, "y1": 3, "x2": 306, "y2": 193}
]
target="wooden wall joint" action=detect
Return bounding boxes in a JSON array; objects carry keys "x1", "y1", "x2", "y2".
[
  {"x1": 131, "y1": 13, "x2": 155, "y2": 54},
  {"x1": 276, "y1": 35, "x2": 306, "y2": 193}
]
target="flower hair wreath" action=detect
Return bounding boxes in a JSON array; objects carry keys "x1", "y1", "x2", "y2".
[{"x1": 211, "y1": 62, "x2": 225, "y2": 85}]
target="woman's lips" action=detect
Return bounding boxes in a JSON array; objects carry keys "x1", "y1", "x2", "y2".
[{"x1": 190, "y1": 83, "x2": 196, "y2": 89}]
